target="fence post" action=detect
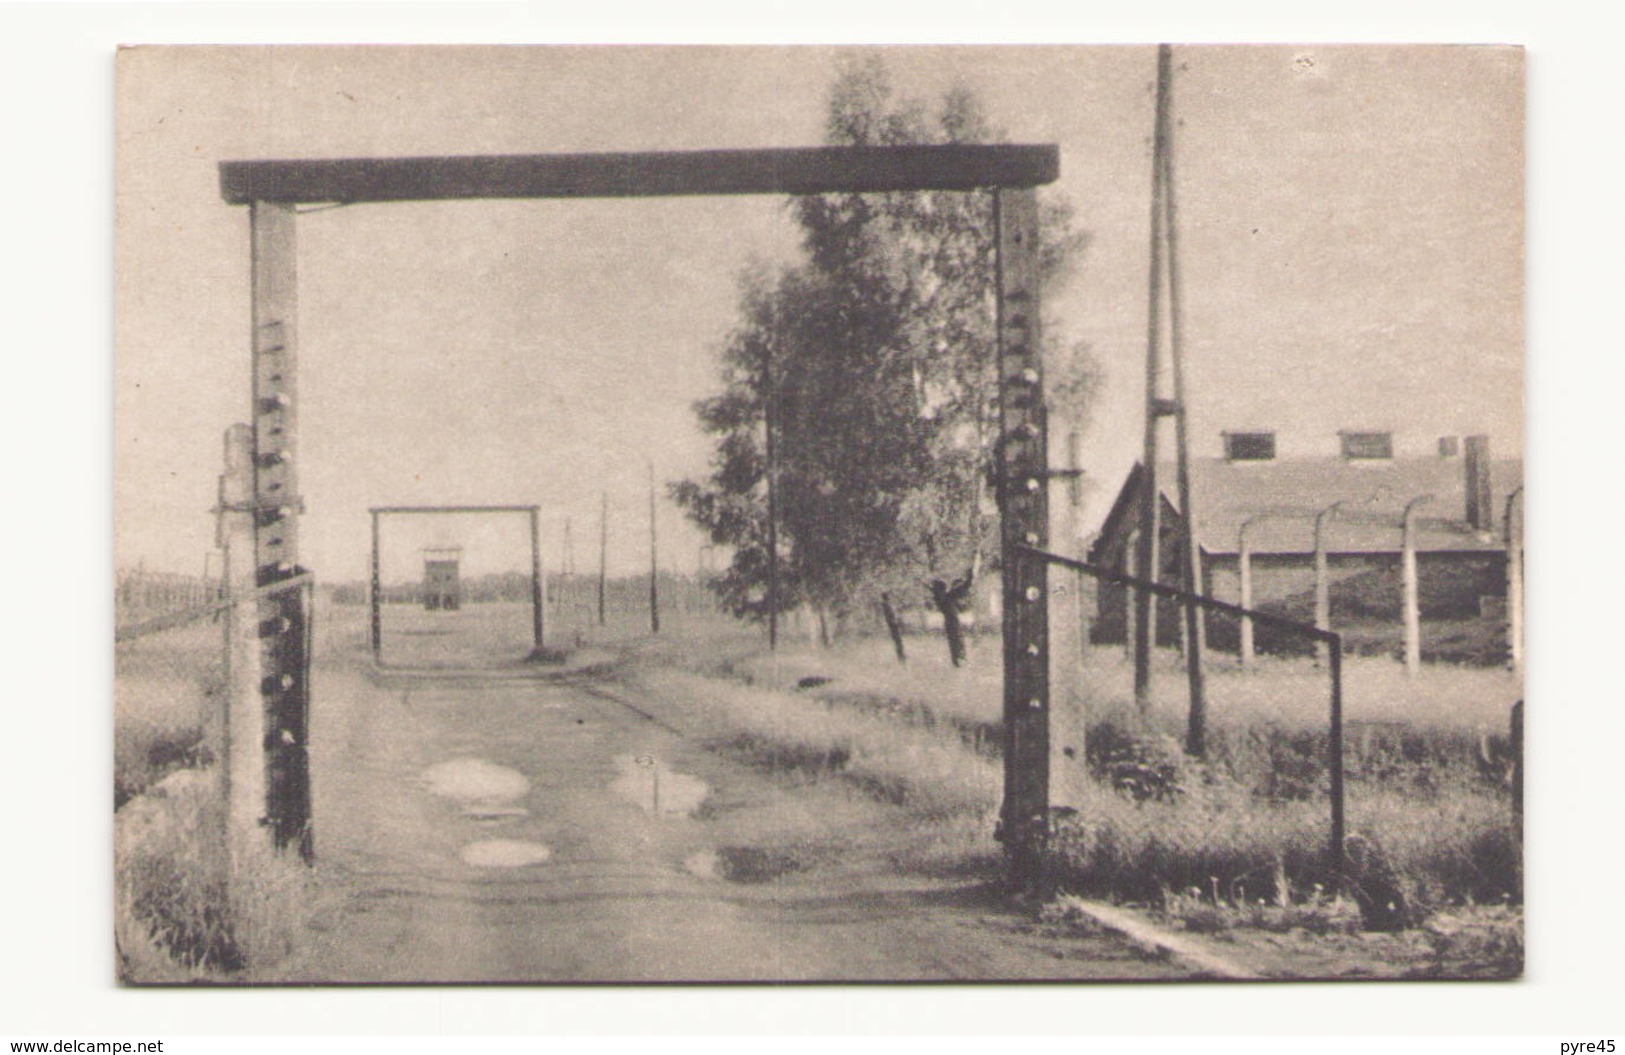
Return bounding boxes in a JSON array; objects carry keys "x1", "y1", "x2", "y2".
[
  {"x1": 1506, "y1": 487, "x2": 1523, "y2": 677},
  {"x1": 1122, "y1": 531, "x2": 1138, "y2": 663},
  {"x1": 1049, "y1": 428, "x2": 1088, "y2": 812},
  {"x1": 221, "y1": 424, "x2": 268, "y2": 871},
  {"x1": 1402, "y1": 495, "x2": 1431, "y2": 675},
  {"x1": 1328, "y1": 633, "x2": 1346, "y2": 881},
  {"x1": 1511, "y1": 698, "x2": 1523, "y2": 894},
  {"x1": 1314, "y1": 502, "x2": 1343, "y2": 667},
  {"x1": 598, "y1": 492, "x2": 608, "y2": 629},
  {"x1": 530, "y1": 505, "x2": 545, "y2": 650},
  {"x1": 369, "y1": 510, "x2": 382, "y2": 661},
  {"x1": 1238, "y1": 517, "x2": 1257, "y2": 671}
]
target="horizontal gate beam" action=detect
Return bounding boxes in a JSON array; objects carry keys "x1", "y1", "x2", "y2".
[{"x1": 220, "y1": 145, "x2": 1059, "y2": 205}]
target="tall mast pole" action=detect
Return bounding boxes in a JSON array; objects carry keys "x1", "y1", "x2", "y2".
[
  {"x1": 1134, "y1": 43, "x2": 1173, "y2": 712},
  {"x1": 1163, "y1": 44, "x2": 1209, "y2": 757}
]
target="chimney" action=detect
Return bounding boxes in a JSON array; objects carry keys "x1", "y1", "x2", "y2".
[{"x1": 1464, "y1": 435, "x2": 1492, "y2": 531}]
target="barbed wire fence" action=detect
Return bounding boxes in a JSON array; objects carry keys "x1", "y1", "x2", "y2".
[{"x1": 114, "y1": 569, "x2": 314, "y2": 975}]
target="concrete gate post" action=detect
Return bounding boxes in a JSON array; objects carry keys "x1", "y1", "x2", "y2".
[
  {"x1": 220, "y1": 423, "x2": 269, "y2": 870},
  {"x1": 1048, "y1": 428, "x2": 1089, "y2": 813}
]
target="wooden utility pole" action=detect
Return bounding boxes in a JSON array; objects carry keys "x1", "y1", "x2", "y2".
[
  {"x1": 1161, "y1": 44, "x2": 1208, "y2": 757},
  {"x1": 1401, "y1": 495, "x2": 1432, "y2": 675},
  {"x1": 1133, "y1": 44, "x2": 1173, "y2": 713},
  {"x1": 598, "y1": 492, "x2": 608, "y2": 627},
  {"x1": 648, "y1": 460, "x2": 661, "y2": 634}
]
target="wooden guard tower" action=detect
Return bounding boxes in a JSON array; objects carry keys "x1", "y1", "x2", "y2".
[{"x1": 421, "y1": 546, "x2": 463, "y2": 610}]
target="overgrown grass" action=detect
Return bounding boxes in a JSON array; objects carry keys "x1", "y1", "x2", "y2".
[
  {"x1": 643, "y1": 624, "x2": 1521, "y2": 939},
  {"x1": 115, "y1": 616, "x2": 314, "y2": 981},
  {"x1": 114, "y1": 769, "x2": 312, "y2": 982},
  {"x1": 1047, "y1": 757, "x2": 1518, "y2": 919},
  {"x1": 725, "y1": 632, "x2": 1521, "y2": 743}
]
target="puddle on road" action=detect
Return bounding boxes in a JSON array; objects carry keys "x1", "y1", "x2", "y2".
[
  {"x1": 683, "y1": 846, "x2": 802, "y2": 883},
  {"x1": 610, "y1": 755, "x2": 709, "y2": 817},
  {"x1": 422, "y1": 759, "x2": 530, "y2": 806},
  {"x1": 423, "y1": 761, "x2": 550, "y2": 867},
  {"x1": 460, "y1": 839, "x2": 553, "y2": 868}
]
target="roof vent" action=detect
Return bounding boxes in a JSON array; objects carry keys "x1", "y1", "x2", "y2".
[
  {"x1": 1223, "y1": 431, "x2": 1276, "y2": 462},
  {"x1": 1340, "y1": 431, "x2": 1393, "y2": 460},
  {"x1": 1438, "y1": 436, "x2": 1461, "y2": 458}
]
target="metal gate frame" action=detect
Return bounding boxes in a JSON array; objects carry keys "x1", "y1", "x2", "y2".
[
  {"x1": 368, "y1": 505, "x2": 545, "y2": 666},
  {"x1": 220, "y1": 144, "x2": 1060, "y2": 877}
]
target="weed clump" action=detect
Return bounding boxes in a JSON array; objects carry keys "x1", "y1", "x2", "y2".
[
  {"x1": 115, "y1": 770, "x2": 240, "y2": 977},
  {"x1": 1160, "y1": 884, "x2": 1365, "y2": 937}
]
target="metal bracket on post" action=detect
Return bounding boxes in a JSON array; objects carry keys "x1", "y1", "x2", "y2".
[
  {"x1": 251, "y1": 200, "x2": 312, "y2": 861},
  {"x1": 995, "y1": 186, "x2": 1050, "y2": 888}
]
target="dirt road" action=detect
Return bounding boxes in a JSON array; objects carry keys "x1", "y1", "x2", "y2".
[{"x1": 276, "y1": 651, "x2": 1196, "y2": 983}]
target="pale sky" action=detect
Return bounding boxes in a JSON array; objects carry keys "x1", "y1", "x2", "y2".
[{"x1": 115, "y1": 44, "x2": 1522, "y2": 580}]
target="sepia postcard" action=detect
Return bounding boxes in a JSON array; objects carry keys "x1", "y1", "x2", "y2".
[{"x1": 114, "y1": 43, "x2": 1524, "y2": 984}]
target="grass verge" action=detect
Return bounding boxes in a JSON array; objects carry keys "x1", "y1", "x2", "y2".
[
  {"x1": 633, "y1": 666, "x2": 1000, "y2": 821},
  {"x1": 635, "y1": 629, "x2": 1520, "y2": 950}
]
